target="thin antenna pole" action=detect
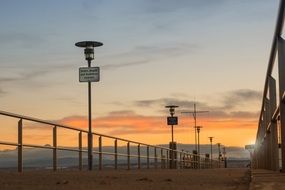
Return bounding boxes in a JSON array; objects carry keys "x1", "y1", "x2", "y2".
[
  {"x1": 194, "y1": 103, "x2": 197, "y2": 151},
  {"x1": 181, "y1": 102, "x2": 209, "y2": 152}
]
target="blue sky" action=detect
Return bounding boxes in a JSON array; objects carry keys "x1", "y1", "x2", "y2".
[{"x1": 0, "y1": 0, "x2": 280, "y2": 146}]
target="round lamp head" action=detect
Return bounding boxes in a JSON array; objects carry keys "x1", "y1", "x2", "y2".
[
  {"x1": 75, "y1": 41, "x2": 103, "y2": 61},
  {"x1": 75, "y1": 41, "x2": 103, "y2": 48}
]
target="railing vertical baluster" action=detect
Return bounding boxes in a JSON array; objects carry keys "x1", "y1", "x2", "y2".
[
  {"x1": 147, "y1": 146, "x2": 150, "y2": 169},
  {"x1": 183, "y1": 152, "x2": 186, "y2": 169},
  {"x1": 138, "y1": 144, "x2": 141, "y2": 169},
  {"x1": 114, "y1": 139, "x2": 117, "y2": 170},
  {"x1": 127, "y1": 142, "x2": 130, "y2": 170},
  {"x1": 180, "y1": 151, "x2": 182, "y2": 169},
  {"x1": 79, "y1": 131, "x2": 82, "y2": 170},
  {"x1": 166, "y1": 150, "x2": 169, "y2": 169},
  {"x1": 154, "y1": 147, "x2": 157, "y2": 169},
  {"x1": 18, "y1": 119, "x2": 23, "y2": 173},
  {"x1": 99, "y1": 136, "x2": 102, "y2": 170},
  {"x1": 53, "y1": 126, "x2": 57, "y2": 171},
  {"x1": 161, "y1": 149, "x2": 163, "y2": 169}
]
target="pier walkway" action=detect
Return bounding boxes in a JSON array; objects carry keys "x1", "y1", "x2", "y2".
[
  {"x1": 250, "y1": 169, "x2": 285, "y2": 190},
  {"x1": 0, "y1": 168, "x2": 250, "y2": 190}
]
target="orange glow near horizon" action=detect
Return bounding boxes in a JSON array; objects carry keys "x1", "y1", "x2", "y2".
[{"x1": 0, "y1": 114, "x2": 257, "y2": 150}]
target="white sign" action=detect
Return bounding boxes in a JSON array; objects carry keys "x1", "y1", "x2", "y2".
[{"x1": 79, "y1": 67, "x2": 100, "y2": 82}]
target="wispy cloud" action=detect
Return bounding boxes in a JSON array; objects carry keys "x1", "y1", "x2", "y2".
[
  {"x1": 101, "y1": 42, "x2": 199, "y2": 70},
  {"x1": 133, "y1": 89, "x2": 261, "y2": 120},
  {"x1": 222, "y1": 89, "x2": 262, "y2": 109},
  {"x1": 138, "y1": 0, "x2": 226, "y2": 14},
  {"x1": 0, "y1": 32, "x2": 46, "y2": 49}
]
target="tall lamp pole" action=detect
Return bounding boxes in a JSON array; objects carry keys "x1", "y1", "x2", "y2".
[
  {"x1": 75, "y1": 41, "x2": 103, "y2": 171},
  {"x1": 208, "y1": 136, "x2": 214, "y2": 168},
  {"x1": 196, "y1": 126, "x2": 202, "y2": 156},
  {"x1": 218, "y1": 143, "x2": 221, "y2": 168},
  {"x1": 181, "y1": 103, "x2": 209, "y2": 151},
  {"x1": 165, "y1": 105, "x2": 179, "y2": 169},
  {"x1": 196, "y1": 126, "x2": 202, "y2": 169}
]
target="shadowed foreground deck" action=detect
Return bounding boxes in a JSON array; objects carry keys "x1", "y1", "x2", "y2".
[
  {"x1": 0, "y1": 168, "x2": 250, "y2": 190},
  {"x1": 249, "y1": 169, "x2": 285, "y2": 190}
]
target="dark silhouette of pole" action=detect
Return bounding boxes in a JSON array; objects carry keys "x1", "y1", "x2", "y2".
[
  {"x1": 196, "y1": 126, "x2": 202, "y2": 169},
  {"x1": 181, "y1": 103, "x2": 209, "y2": 152},
  {"x1": 208, "y1": 136, "x2": 214, "y2": 168},
  {"x1": 218, "y1": 143, "x2": 221, "y2": 168},
  {"x1": 223, "y1": 147, "x2": 227, "y2": 168},
  {"x1": 196, "y1": 126, "x2": 202, "y2": 156},
  {"x1": 87, "y1": 59, "x2": 92, "y2": 171}
]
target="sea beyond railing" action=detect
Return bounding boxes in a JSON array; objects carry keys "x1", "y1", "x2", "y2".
[{"x1": 0, "y1": 110, "x2": 222, "y2": 172}]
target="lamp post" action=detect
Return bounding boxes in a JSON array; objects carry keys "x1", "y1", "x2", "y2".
[
  {"x1": 196, "y1": 126, "x2": 202, "y2": 156},
  {"x1": 165, "y1": 105, "x2": 179, "y2": 143},
  {"x1": 196, "y1": 126, "x2": 202, "y2": 169},
  {"x1": 165, "y1": 105, "x2": 179, "y2": 169},
  {"x1": 75, "y1": 41, "x2": 103, "y2": 171},
  {"x1": 208, "y1": 136, "x2": 214, "y2": 168},
  {"x1": 218, "y1": 143, "x2": 221, "y2": 168}
]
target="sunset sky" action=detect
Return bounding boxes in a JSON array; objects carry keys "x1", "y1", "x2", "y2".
[{"x1": 0, "y1": 0, "x2": 280, "y2": 148}]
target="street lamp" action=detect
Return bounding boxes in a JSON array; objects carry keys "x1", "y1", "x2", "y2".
[
  {"x1": 75, "y1": 41, "x2": 103, "y2": 171},
  {"x1": 196, "y1": 126, "x2": 202, "y2": 156},
  {"x1": 165, "y1": 105, "x2": 179, "y2": 169},
  {"x1": 217, "y1": 143, "x2": 221, "y2": 168},
  {"x1": 165, "y1": 105, "x2": 179, "y2": 143},
  {"x1": 208, "y1": 136, "x2": 214, "y2": 168},
  {"x1": 196, "y1": 126, "x2": 202, "y2": 169}
]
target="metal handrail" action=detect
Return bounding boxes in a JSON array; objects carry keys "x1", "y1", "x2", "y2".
[
  {"x1": 0, "y1": 110, "x2": 221, "y2": 172},
  {"x1": 253, "y1": 0, "x2": 285, "y2": 171}
]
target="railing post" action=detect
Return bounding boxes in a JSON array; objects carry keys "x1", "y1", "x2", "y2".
[
  {"x1": 79, "y1": 131, "x2": 82, "y2": 171},
  {"x1": 99, "y1": 136, "x2": 102, "y2": 170},
  {"x1": 154, "y1": 147, "x2": 157, "y2": 169},
  {"x1": 114, "y1": 139, "x2": 117, "y2": 170},
  {"x1": 180, "y1": 151, "x2": 182, "y2": 169},
  {"x1": 138, "y1": 144, "x2": 141, "y2": 169},
  {"x1": 269, "y1": 76, "x2": 279, "y2": 171},
  {"x1": 147, "y1": 146, "x2": 150, "y2": 169},
  {"x1": 161, "y1": 149, "x2": 164, "y2": 169},
  {"x1": 127, "y1": 142, "x2": 130, "y2": 170},
  {"x1": 53, "y1": 126, "x2": 57, "y2": 171},
  {"x1": 277, "y1": 37, "x2": 285, "y2": 172},
  {"x1": 166, "y1": 150, "x2": 169, "y2": 169},
  {"x1": 18, "y1": 119, "x2": 23, "y2": 173}
]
